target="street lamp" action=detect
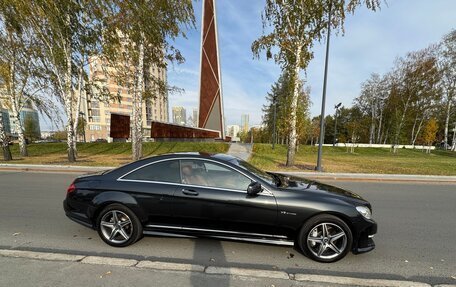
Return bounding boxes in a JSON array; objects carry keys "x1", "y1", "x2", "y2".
[
  {"x1": 272, "y1": 95, "x2": 277, "y2": 150},
  {"x1": 333, "y1": 102, "x2": 342, "y2": 147},
  {"x1": 79, "y1": 112, "x2": 86, "y2": 143},
  {"x1": 316, "y1": 1, "x2": 332, "y2": 172}
]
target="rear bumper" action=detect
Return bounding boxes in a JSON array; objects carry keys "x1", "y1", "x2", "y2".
[
  {"x1": 63, "y1": 199, "x2": 94, "y2": 229},
  {"x1": 352, "y1": 218, "x2": 377, "y2": 254}
]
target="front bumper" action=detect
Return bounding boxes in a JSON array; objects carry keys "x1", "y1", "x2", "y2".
[{"x1": 352, "y1": 218, "x2": 377, "y2": 254}]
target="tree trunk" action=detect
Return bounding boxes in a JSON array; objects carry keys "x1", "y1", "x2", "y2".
[
  {"x1": 412, "y1": 115, "x2": 426, "y2": 147},
  {"x1": 64, "y1": 12, "x2": 76, "y2": 162},
  {"x1": 410, "y1": 116, "x2": 417, "y2": 145},
  {"x1": 452, "y1": 122, "x2": 456, "y2": 151},
  {"x1": 369, "y1": 104, "x2": 375, "y2": 144},
  {"x1": 131, "y1": 32, "x2": 145, "y2": 161},
  {"x1": 7, "y1": 45, "x2": 27, "y2": 157},
  {"x1": 443, "y1": 97, "x2": 452, "y2": 147},
  {"x1": 0, "y1": 112, "x2": 12, "y2": 161},
  {"x1": 11, "y1": 106, "x2": 28, "y2": 157},
  {"x1": 286, "y1": 45, "x2": 302, "y2": 167},
  {"x1": 73, "y1": 61, "x2": 84, "y2": 150},
  {"x1": 376, "y1": 107, "x2": 383, "y2": 144}
]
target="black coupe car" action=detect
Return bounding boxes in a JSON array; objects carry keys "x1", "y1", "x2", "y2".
[{"x1": 64, "y1": 152, "x2": 377, "y2": 262}]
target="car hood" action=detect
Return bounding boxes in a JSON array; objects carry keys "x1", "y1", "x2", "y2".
[{"x1": 274, "y1": 173, "x2": 366, "y2": 202}]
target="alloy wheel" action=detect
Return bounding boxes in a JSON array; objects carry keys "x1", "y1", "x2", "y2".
[
  {"x1": 307, "y1": 222, "x2": 347, "y2": 260},
  {"x1": 100, "y1": 210, "x2": 133, "y2": 244}
]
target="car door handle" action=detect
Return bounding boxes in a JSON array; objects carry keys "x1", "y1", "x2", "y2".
[{"x1": 182, "y1": 189, "x2": 199, "y2": 196}]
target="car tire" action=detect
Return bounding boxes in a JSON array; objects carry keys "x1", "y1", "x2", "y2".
[
  {"x1": 96, "y1": 204, "x2": 143, "y2": 247},
  {"x1": 297, "y1": 214, "x2": 352, "y2": 263}
]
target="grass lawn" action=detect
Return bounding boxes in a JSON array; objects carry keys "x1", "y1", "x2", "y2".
[
  {"x1": 1, "y1": 142, "x2": 229, "y2": 167},
  {"x1": 250, "y1": 144, "x2": 456, "y2": 176}
]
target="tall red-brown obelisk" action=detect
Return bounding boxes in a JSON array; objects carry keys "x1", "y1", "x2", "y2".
[{"x1": 198, "y1": 0, "x2": 224, "y2": 138}]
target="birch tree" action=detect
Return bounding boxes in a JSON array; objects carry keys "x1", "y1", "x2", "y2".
[
  {"x1": 17, "y1": 0, "x2": 104, "y2": 162},
  {"x1": 438, "y1": 29, "x2": 456, "y2": 148},
  {"x1": 0, "y1": 1, "x2": 57, "y2": 157},
  {"x1": 253, "y1": 0, "x2": 380, "y2": 166},
  {"x1": 100, "y1": 0, "x2": 194, "y2": 160}
]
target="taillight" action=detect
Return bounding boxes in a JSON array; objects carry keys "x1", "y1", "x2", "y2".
[{"x1": 67, "y1": 182, "x2": 76, "y2": 194}]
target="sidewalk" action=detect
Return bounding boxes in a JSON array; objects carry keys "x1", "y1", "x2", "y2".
[{"x1": 1, "y1": 250, "x2": 447, "y2": 287}]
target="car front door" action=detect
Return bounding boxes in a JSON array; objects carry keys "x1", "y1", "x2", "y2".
[{"x1": 172, "y1": 159, "x2": 278, "y2": 236}]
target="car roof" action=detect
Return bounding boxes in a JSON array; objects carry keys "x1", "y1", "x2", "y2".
[{"x1": 104, "y1": 152, "x2": 242, "y2": 179}]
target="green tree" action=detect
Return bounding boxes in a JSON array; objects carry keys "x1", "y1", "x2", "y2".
[
  {"x1": 262, "y1": 71, "x2": 310, "y2": 147},
  {"x1": 0, "y1": 107, "x2": 12, "y2": 160},
  {"x1": 23, "y1": 114, "x2": 39, "y2": 141},
  {"x1": 76, "y1": 116, "x2": 86, "y2": 142},
  {"x1": 252, "y1": 0, "x2": 380, "y2": 166}
]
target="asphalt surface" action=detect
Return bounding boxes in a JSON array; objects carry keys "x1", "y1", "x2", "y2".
[{"x1": 0, "y1": 171, "x2": 455, "y2": 285}]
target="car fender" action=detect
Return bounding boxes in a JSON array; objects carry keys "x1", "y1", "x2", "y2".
[{"x1": 90, "y1": 191, "x2": 148, "y2": 224}]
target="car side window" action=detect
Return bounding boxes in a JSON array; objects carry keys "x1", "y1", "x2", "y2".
[
  {"x1": 123, "y1": 160, "x2": 181, "y2": 183},
  {"x1": 180, "y1": 159, "x2": 252, "y2": 191}
]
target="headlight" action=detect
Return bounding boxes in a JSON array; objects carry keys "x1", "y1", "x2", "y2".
[{"x1": 356, "y1": 206, "x2": 372, "y2": 220}]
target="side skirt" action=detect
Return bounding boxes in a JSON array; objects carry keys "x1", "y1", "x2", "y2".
[{"x1": 143, "y1": 224, "x2": 294, "y2": 246}]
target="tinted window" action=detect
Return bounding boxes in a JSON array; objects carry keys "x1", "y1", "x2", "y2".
[
  {"x1": 123, "y1": 160, "x2": 180, "y2": 183},
  {"x1": 180, "y1": 160, "x2": 252, "y2": 191}
]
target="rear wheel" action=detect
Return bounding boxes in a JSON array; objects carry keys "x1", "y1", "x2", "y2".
[
  {"x1": 96, "y1": 204, "x2": 143, "y2": 247},
  {"x1": 298, "y1": 214, "x2": 352, "y2": 263}
]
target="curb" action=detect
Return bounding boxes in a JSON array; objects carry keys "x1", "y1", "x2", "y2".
[
  {"x1": 294, "y1": 274, "x2": 431, "y2": 287},
  {"x1": 0, "y1": 248, "x2": 452, "y2": 287},
  {"x1": 278, "y1": 172, "x2": 456, "y2": 184}
]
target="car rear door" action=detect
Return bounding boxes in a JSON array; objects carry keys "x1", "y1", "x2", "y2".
[{"x1": 172, "y1": 159, "x2": 278, "y2": 236}]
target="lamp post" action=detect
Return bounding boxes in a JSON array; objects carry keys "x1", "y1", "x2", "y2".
[
  {"x1": 79, "y1": 112, "x2": 86, "y2": 143},
  {"x1": 316, "y1": 2, "x2": 332, "y2": 172},
  {"x1": 272, "y1": 95, "x2": 277, "y2": 149},
  {"x1": 333, "y1": 102, "x2": 342, "y2": 146}
]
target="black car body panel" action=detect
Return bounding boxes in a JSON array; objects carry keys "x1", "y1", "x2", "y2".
[{"x1": 64, "y1": 152, "x2": 377, "y2": 254}]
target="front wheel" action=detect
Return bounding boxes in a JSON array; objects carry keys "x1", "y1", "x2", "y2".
[
  {"x1": 298, "y1": 214, "x2": 352, "y2": 263},
  {"x1": 96, "y1": 204, "x2": 143, "y2": 247}
]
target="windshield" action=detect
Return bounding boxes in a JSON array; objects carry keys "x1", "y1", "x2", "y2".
[{"x1": 234, "y1": 159, "x2": 276, "y2": 186}]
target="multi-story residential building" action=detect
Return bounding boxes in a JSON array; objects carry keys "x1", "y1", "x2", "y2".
[
  {"x1": 241, "y1": 114, "x2": 249, "y2": 133},
  {"x1": 226, "y1": 124, "x2": 240, "y2": 142},
  {"x1": 172, "y1": 106, "x2": 187, "y2": 126},
  {"x1": 192, "y1": 108, "x2": 198, "y2": 127},
  {"x1": 84, "y1": 57, "x2": 168, "y2": 142}
]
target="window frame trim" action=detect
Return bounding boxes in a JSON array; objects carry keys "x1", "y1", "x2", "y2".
[{"x1": 117, "y1": 157, "x2": 273, "y2": 196}]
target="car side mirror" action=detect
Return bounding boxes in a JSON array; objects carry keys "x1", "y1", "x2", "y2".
[{"x1": 247, "y1": 181, "x2": 262, "y2": 196}]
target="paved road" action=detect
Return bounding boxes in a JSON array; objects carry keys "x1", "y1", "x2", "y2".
[{"x1": 0, "y1": 171, "x2": 455, "y2": 285}]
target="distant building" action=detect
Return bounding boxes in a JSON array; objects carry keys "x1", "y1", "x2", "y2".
[
  {"x1": 0, "y1": 102, "x2": 40, "y2": 139},
  {"x1": 241, "y1": 114, "x2": 249, "y2": 132},
  {"x1": 85, "y1": 55, "x2": 168, "y2": 142},
  {"x1": 0, "y1": 108, "x2": 11, "y2": 136},
  {"x1": 40, "y1": 131, "x2": 56, "y2": 139},
  {"x1": 226, "y1": 124, "x2": 240, "y2": 142},
  {"x1": 172, "y1": 107, "x2": 187, "y2": 126},
  {"x1": 192, "y1": 108, "x2": 198, "y2": 127}
]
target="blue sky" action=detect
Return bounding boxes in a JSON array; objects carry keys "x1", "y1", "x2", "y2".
[{"x1": 167, "y1": 0, "x2": 456, "y2": 127}]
